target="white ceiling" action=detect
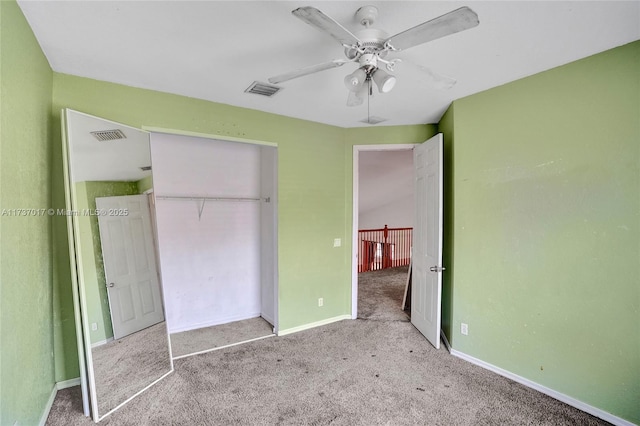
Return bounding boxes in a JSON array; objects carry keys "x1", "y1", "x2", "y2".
[
  {"x1": 67, "y1": 110, "x2": 151, "y2": 182},
  {"x1": 19, "y1": 1, "x2": 640, "y2": 128}
]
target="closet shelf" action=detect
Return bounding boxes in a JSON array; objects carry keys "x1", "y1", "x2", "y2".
[
  {"x1": 155, "y1": 195, "x2": 261, "y2": 202},
  {"x1": 154, "y1": 195, "x2": 263, "y2": 220}
]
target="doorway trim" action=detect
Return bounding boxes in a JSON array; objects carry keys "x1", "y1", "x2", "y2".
[{"x1": 351, "y1": 144, "x2": 417, "y2": 319}]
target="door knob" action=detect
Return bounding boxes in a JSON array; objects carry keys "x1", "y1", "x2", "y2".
[
  {"x1": 108, "y1": 282, "x2": 115, "y2": 287},
  {"x1": 429, "y1": 266, "x2": 446, "y2": 272}
]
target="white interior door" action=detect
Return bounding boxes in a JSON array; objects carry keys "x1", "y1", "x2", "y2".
[
  {"x1": 412, "y1": 134, "x2": 444, "y2": 349},
  {"x1": 97, "y1": 194, "x2": 164, "y2": 339}
]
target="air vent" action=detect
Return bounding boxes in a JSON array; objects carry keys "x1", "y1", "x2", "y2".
[
  {"x1": 360, "y1": 116, "x2": 388, "y2": 125},
  {"x1": 90, "y1": 129, "x2": 127, "y2": 141},
  {"x1": 140, "y1": 166, "x2": 152, "y2": 171},
  {"x1": 245, "y1": 81, "x2": 282, "y2": 97}
]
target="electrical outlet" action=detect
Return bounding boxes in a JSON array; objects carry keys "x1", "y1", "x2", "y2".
[
  {"x1": 461, "y1": 323, "x2": 468, "y2": 336},
  {"x1": 91, "y1": 323, "x2": 98, "y2": 331},
  {"x1": 318, "y1": 298, "x2": 324, "y2": 307},
  {"x1": 333, "y1": 238, "x2": 341, "y2": 247}
]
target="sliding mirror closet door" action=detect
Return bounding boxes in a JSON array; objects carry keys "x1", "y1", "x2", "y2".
[
  {"x1": 63, "y1": 109, "x2": 173, "y2": 421},
  {"x1": 149, "y1": 132, "x2": 278, "y2": 359}
]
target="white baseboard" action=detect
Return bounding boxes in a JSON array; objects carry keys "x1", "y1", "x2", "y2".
[
  {"x1": 91, "y1": 337, "x2": 114, "y2": 348},
  {"x1": 262, "y1": 313, "x2": 275, "y2": 328},
  {"x1": 277, "y1": 315, "x2": 351, "y2": 336},
  {"x1": 38, "y1": 385, "x2": 58, "y2": 426},
  {"x1": 56, "y1": 377, "x2": 81, "y2": 390},
  {"x1": 450, "y1": 349, "x2": 636, "y2": 426},
  {"x1": 38, "y1": 378, "x2": 82, "y2": 426}
]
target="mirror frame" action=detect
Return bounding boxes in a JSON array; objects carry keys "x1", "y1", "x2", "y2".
[{"x1": 62, "y1": 108, "x2": 174, "y2": 422}]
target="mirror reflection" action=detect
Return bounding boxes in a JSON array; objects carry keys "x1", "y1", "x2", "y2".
[{"x1": 65, "y1": 109, "x2": 172, "y2": 419}]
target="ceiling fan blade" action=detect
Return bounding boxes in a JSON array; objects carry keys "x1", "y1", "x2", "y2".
[
  {"x1": 292, "y1": 6, "x2": 361, "y2": 47},
  {"x1": 268, "y1": 59, "x2": 349, "y2": 84},
  {"x1": 384, "y1": 7, "x2": 479, "y2": 51}
]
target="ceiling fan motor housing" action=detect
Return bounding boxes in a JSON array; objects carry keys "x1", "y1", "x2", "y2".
[{"x1": 344, "y1": 28, "x2": 390, "y2": 59}]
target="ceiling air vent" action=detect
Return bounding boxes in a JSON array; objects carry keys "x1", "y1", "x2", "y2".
[
  {"x1": 90, "y1": 129, "x2": 127, "y2": 141},
  {"x1": 245, "y1": 81, "x2": 282, "y2": 97},
  {"x1": 360, "y1": 116, "x2": 388, "y2": 125}
]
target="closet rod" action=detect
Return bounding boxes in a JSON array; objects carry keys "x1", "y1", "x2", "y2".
[{"x1": 155, "y1": 195, "x2": 261, "y2": 202}]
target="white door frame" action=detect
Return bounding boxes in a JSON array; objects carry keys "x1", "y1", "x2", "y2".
[{"x1": 351, "y1": 144, "x2": 417, "y2": 319}]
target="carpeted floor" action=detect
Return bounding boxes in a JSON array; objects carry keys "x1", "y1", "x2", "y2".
[
  {"x1": 46, "y1": 269, "x2": 610, "y2": 425},
  {"x1": 91, "y1": 321, "x2": 171, "y2": 415},
  {"x1": 358, "y1": 265, "x2": 410, "y2": 322},
  {"x1": 171, "y1": 316, "x2": 275, "y2": 358}
]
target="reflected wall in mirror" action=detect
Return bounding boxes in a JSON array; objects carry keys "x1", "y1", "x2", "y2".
[{"x1": 64, "y1": 109, "x2": 173, "y2": 421}]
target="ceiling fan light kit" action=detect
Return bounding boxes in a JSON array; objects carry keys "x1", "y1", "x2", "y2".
[
  {"x1": 344, "y1": 68, "x2": 367, "y2": 91},
  {"x1": 264, "y1": 4, "x2": 479, "y2": 119},
  {"x1": 371, "y1": 68, "x2": 396, "y2": 93}
]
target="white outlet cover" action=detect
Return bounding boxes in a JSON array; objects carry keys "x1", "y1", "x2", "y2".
[
  {"x1": 333, "y1": 238, "x2": 341, "y2": 247},
  {"x1": 461, "y1": 323, "x2": 468, "y2": 335}
]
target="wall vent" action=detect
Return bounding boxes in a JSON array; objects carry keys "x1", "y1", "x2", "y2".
[
  {"x1": 245, "y1": 81, "x2": 282, "y2": 97},
  {"x1": 90, "y1": 129, "x2": 127, "y2": 141}
]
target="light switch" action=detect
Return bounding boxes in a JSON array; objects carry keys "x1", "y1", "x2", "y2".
[{"x1": 333, "y1": 238, "x2": 341, "y2": 247}]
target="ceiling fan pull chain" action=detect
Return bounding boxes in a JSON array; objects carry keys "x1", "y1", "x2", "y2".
[{"x1": 367, "y1": 79, "x2": 371, "y2": 123}]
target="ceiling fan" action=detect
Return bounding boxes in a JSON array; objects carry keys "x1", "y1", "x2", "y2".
[{"x1": 268, "y1": 5, "x2": 479, "y2": 107}]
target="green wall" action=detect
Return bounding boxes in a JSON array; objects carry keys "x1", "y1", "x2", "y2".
[
  {"x1": 446, "y1": 41, "x2": 640, "y2": 423},
  {"x1": 136, "y1": 175, "x2": 153, "y2": 194},
  {"x1": 0, "y1": 1, "x2": 55, "y2": 425},
  {"x1": 74, "y1": 181, "x2": 140, "y2": 344}
]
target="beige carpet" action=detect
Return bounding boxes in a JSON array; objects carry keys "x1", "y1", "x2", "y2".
[
  {"x1": 91, "y1": 321, "x2": 171, "y2": 416},
  {"x1": 358, "y1": 265, "x2": 410, "y2": 322},
  {"x1": 171, "y1": 316, "x2": 275, "y2": 358},
  {"x1": 47, "y1": 269, "x2": 610, "y2": 425}
]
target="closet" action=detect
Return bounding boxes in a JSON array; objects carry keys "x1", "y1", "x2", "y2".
[{"x1": 149, "y1": 132, "x2": 278, "y2": 351}]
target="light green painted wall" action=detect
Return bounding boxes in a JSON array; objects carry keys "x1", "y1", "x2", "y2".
[
  {"x1": 136, "y1": 175, "x2": 153, "y2": 194},
  {"x1": 75, "y1": 181, "x2": 139, "y2": 344},
  {"x1": 448, "y1": 41, "x2": 640, "y2": 423},
  {"x1": 0, "y1": 1, "x2": 55, "y2": 425}
]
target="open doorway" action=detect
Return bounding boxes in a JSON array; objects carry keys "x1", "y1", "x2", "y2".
[
  {"x1": 352, "y1": 145, "x2": 415, "y2": 321},
  {"x1": 352, "y1": 135, "x2": 445, "y2": 350}
]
